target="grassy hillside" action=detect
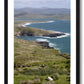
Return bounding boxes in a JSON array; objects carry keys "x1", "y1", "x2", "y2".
[
  {"x1": 14, "y1": 20, "x2": 70, "y2": 84},
  {"x1": 14, "y1": 38, "x2": 70, "y2": 84}
]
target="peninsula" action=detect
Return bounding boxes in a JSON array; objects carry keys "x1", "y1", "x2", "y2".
[{"x1": 14, "y1": 20, "x2": 65, "y2": 37}]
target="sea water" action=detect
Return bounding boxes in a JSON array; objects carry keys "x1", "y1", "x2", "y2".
[{"x1": 17, "y1": 19, "x2": 70, "y2": 54}]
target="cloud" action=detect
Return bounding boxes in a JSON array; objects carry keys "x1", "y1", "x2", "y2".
[
  {"x1": 14, "y1": 0, "x2": 70, "y2": 8},
  {"x1": 14, "y1": 0, "x2": 64, "y2": 4},
  {"x1": 15, "y1": 0, "x2": 62, "y2": 2}
]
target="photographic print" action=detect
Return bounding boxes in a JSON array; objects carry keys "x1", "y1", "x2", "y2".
[{"x1": 13, "y1": 0, "x2": 75, "y2": 84}]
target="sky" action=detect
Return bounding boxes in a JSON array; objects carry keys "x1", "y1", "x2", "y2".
[{"x1": 14, "y1": 0, "x2": 70, "y2": 9}]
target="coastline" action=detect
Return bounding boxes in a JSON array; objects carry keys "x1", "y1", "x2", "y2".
[
  {"x1": 22, "y1": 20, "x2": 54, "y2": 27},
  {"x1": 18, "y1": 21, "x2": 54, "y2": 27},
  {"x1": 15, "y1": 20, "x2": 70, "y2": 54}
]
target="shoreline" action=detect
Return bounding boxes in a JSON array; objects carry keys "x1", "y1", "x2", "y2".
[
  {"x1": 18, "y1": 20, "x2": 54, "y2": 27},
  {"x1": 22, "y1": 21, "x2": 54, "y2": 27},
  {"x1": 15, "y1": 21, "x2": 69, "y2": 54}
]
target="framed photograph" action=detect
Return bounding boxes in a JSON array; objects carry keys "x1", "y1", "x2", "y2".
[{"x1": 5, "y1": 0, "x2": 80, "y2": 84}]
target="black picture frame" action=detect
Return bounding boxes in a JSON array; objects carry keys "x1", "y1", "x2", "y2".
[
  {"x1": 4, "y1": 0, "x2": 80, "y2": 84},
  {"x1": 76, "y1": 0, "x2": 80, "y2": 84},
  {"x1": 4, "y1": 0, "x2": 8, "y2": 84}
]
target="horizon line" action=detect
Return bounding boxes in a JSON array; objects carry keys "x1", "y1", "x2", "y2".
[{"x1": 14, "y1": 7, "x2": 70, "y2": 9}]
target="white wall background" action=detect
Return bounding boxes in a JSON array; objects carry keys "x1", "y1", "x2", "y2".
[
  {"x1": 0, "y1": 0, "x2": 4, "y2": 84},
  {"x1": 0, "y1": 0, "x2": 83, "y2": 84}
]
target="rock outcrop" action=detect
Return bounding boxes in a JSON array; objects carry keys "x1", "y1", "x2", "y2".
[
  {"x1": 43, "y1": 33, "x2": 65, "y2": 37},
  {"x1": 37, "y1": 41, "x2": 53, "y2": 49}
]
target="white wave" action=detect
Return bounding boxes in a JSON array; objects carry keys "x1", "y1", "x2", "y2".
[
  {"x1": 49, "y1": 42, "x2": 61, "y2": 51},
  {"x1": 36, "y1": 38, "x2": 61, "y2": 51},
  {"x1": 47, "y1": 21, "x2": 55, "y2": 23},
  {"x1": 25, "y1": 23, "x2": 32, "y2": 25},
  {"x1": 31, "y1": 20, "x2": 54, "y2": 24},
  {"x1": 47, "y1": 33, "x2": 70, "y2": 39},
  {"x1": 36, "y1": 38, "x2": 49, "y2": 42},
  {"x1": 22, "y1": 20, "x2": 54, "y2": 27},
  {"x1": 49, "y1": 43, "x2": 56, "y2": 47},
  {"x1": 22, "y1": 23, "x2": 32, "y2": 27},
  {"x1": 40, "y1": 20, "x2": 54, "y2": 23},
  {"x1": 22, "y1": 25, "x2": 26, "y2": 27},
  {"x1": 57, "y1": 33, "x2": 70, "y2": 38},
  {"x1": 33, "y1": 20, "x2": 54, "y2": 24}
]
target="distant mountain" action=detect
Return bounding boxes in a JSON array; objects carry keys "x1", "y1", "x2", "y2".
[
  {"x1": 14, "y1": 7, "x2": 70, "y2": 20},
  {"x1": 15, "y1": 7, "x2": 70, "y2": 15}
]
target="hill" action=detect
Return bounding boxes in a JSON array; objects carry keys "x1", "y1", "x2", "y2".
[
  {"x1": 14, "y1": 8, "x2": 70, "y2": 15},
  {"x1": 14, "y1": 8, "x2": 70, "y2": 20},
  {"x1": 14, "y1": 37, "x2": 70, "y2": 84}
]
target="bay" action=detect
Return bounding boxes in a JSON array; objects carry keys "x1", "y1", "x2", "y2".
[{"x1": 17, "y1": 19, "x2": 70, "y2": 54}]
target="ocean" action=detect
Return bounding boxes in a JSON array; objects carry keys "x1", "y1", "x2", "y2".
[{"x1": 17, "y1": 19, "x2": 70, "y2": 54}]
